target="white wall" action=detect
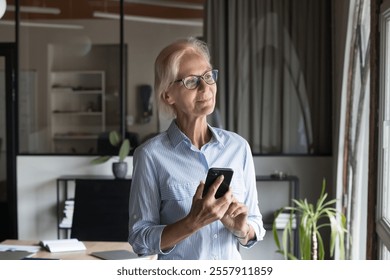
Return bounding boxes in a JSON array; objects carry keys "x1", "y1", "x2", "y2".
[{"x1": 17, "y1": 155, "x2": 332, "y2": 259}]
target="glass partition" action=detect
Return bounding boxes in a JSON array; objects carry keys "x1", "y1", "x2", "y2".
[
  {"x1": 5, "y1": 1, "x2": 334, "y2": 155},
  {"x1": 16, "y1": 0, "x2": 121, "y2": 154},
  {"x1": 13, "y1": 0, "x2": 203, "y2": 155}
]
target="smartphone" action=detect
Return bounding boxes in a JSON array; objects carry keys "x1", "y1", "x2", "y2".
[{"x1": 203, "y1": 168, "x2": 234, "y2": 199}]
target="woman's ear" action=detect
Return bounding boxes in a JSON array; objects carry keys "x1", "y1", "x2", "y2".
[{"x1": 163, "y1": 91, "x2": 174, "y2": 105}]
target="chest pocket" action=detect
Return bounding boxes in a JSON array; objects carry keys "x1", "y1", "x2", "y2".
[{"x1": 160, "y1": 182, "x2": 198, "y2": 201}]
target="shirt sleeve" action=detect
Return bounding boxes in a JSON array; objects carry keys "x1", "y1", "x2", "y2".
[
  {"x1": 128, "y1": 147, "x2": 174, "y2": 256},
  {"x1": 240, "y1": 141, "x2": 266, "y2": 248}
]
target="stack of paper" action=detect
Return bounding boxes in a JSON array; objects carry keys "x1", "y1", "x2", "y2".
[
  {"x1": 59, "y1": 199, "x2": 74, "y2": 228},
  {"x1": 274, "y1": 212, "x2": 297, "y2": 229},
  {"x1": 40, "y1": 238, "x2": 86, "y2": 253}
]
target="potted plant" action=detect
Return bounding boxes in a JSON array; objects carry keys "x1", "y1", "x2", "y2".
[
  {"x1": 272, "y1": 179, "x2": 348, "y2": 260},
  {"x1": 91, "y1": 131, "x2": 131, "y2": 179}
]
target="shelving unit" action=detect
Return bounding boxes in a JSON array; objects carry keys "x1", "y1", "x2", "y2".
[
  {"x1": 49, "y1": 71, "x2": 106, "y2": 153},
  {"x1": 240, "y1": 175, "x2": 300, "y2": 260},
  {"x1": 56, "y1": 175, "x2": 131, "y2": 239}
]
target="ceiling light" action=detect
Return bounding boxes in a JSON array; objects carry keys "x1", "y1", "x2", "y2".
[
  {"x1": 119, "y1": 0, "x2": 203, "y2": 10},
  {"x1": 93, "y1": 11, "x2": 202, "y2": 27},
  {"x1": 0, "y1": 0, "x2": 6, "y2": 19},
  {"x1": 0, "y1": 20, "x2": 84, "y2": 30},
  {"x1": 6, "y1": 5, "x2": 61, "y2": 15}
]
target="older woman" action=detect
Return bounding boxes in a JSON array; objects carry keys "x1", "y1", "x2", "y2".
[{"x1": 128, "y1": 37, "x2": 265, "y2": 260}]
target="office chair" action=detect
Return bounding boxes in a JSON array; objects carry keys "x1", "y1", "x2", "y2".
[{"x1": 70, "y1": 178, "x2": 131, "y2": 241}]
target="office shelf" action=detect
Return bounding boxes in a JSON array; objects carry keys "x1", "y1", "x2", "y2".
[
  {"x1": 49, "y1": 71, "x2": 106, "y2": 154},
  {"x1": 256, "y1": 175, "x2": 300, "y2": 258},
  {"x1": 56, "y1": 175, "x2": 131, "y2": 239},
  {"x1": 237, "y1": 175, "x2": 300, "y2": 260}
]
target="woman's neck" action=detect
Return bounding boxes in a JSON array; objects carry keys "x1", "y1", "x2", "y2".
[{"x1": 176, "y1": 117, "x2": 211, "y2": 149}]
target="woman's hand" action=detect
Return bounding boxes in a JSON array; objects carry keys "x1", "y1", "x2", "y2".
[
  {"x1": 186, "y1": 175, "x2": 233, "y2": 230},
  {"x1": 160, "y1": 175, "x2": 232, "y2": 250},
  {"x1": 220, "y1": 196, "x2": 255, "y2": 245},
  {"x1": 220, "y1": 197, "x2": 248, "y2": 233}
]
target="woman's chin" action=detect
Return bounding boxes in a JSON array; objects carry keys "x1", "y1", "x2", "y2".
[{"x1": 200, "y1": 104, "x2": 215, "y2": 116}]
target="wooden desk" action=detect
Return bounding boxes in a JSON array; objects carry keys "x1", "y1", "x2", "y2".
[{"x1": 1, "y1": 239, "x2": 154, "y2": 260}]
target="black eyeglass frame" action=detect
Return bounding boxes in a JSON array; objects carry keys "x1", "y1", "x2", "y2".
[{"x1": 173, "y1": 69, "x2": 219, "y2": 90}]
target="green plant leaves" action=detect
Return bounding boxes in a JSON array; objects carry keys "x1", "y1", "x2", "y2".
[
  {"x1": 90, "y1": 155, "x2": 111, "y2": 165},
  {"x1": 109, "y1": 131, "x2": 121, "y2": 147},
  {"x1": 90, "y1": 131, "x2": 131, "y2": 164},
  {"x1": 272, "y1": 178, "x2": 348, "y2": 260},
  {"x1": 118, "y1": 139, "x2": 130, "y2": 162}
]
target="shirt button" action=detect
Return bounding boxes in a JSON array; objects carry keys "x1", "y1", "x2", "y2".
[
  {"x1": 213, "y1": 234, "x2": 218, "y2": 239},
  {"x1": 213, "y1": 255, "x2": 218, "y2": 260}
]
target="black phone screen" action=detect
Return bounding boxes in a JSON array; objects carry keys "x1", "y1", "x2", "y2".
[{"x1": 203, "y1": 168, "x2": 234, "y2": 198}]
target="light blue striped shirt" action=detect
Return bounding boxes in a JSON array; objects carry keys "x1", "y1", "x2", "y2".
[{"x1": 128, "y1": 120, "x2": 265, "y2": 260}]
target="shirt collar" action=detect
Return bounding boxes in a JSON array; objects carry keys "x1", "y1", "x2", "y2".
[{"x1": 167, "y1": 119, "x2": 224, "y2": 149}]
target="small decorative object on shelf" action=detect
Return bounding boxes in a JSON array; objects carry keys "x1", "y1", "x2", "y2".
[
  {"x1": 91, "y1": 131, "x2": 131, "y2": 179},
  {"x1": 270, "y1": 170, "x2": 287, "y2": 179},
  {"x1": 112, "y1": 162, "x2": 127, "y2": 179}
]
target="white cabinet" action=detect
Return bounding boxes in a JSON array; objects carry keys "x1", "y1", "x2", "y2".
[{"x1": 50, "y1": 71, "x2": 105, "y2": 153}]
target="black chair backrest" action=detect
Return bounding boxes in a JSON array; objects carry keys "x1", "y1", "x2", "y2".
[{"x1": 71, "y1": 179, "x2": 131, "y2": 241}]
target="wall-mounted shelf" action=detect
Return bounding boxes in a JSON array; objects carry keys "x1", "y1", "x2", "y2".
[{"x1": 49, "y1": 71, "x2": 106, "y2": 154}]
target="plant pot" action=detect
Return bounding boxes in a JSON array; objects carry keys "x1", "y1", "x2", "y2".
[{"x1": 112, "y1": 162, "x2": 128, "y2": 179}]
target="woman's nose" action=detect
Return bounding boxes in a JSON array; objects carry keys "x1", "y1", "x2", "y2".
[{"x1": 197, "y1": 78, "x2": 208, "y2": 91}]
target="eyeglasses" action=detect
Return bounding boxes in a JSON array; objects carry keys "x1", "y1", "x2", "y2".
[{"x1": 174, "y1": 69, "x2": 218, "y2": 90}]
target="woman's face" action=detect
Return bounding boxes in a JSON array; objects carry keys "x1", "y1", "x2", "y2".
[{"x1": 165, "y1": 52, "x2": 216, "y2": 120}]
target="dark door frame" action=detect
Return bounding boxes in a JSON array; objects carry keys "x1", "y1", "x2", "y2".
[{"x1": 0, "y1": 43, "x2": 18, "y2": 239}]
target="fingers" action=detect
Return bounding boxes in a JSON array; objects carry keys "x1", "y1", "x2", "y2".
[
  {"x1": 190, "y1": 179, "x2": 236, "y2": 227},
  {"x1": 196, "y1": 178, "x2": 226, "y2": 200},
  {"x1": 205, "y1": 175, "x2": 225, "y2": 199},
  {"x1": 194, "y1": 181, "x2": 205, "y2": 199},
  {"x1": 225, "y1": 200, "x2": 248, "y2": 218},
  {"x1": 189, "y1": 183, "x2": 231, "y2": 227}
]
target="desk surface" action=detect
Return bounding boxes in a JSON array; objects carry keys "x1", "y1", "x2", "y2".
[{"x1": 1, "y1": 239, "x2": 151, "y2": 260}]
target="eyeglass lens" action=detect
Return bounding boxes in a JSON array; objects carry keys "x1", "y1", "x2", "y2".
[{"x1": 183, "y1": 70, "x2": 218, "y2": 89}]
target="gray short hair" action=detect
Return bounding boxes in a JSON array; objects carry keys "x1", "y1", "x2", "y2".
[{"x1": 154, "y1": 37, "x2": 211, "y2": 117}]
